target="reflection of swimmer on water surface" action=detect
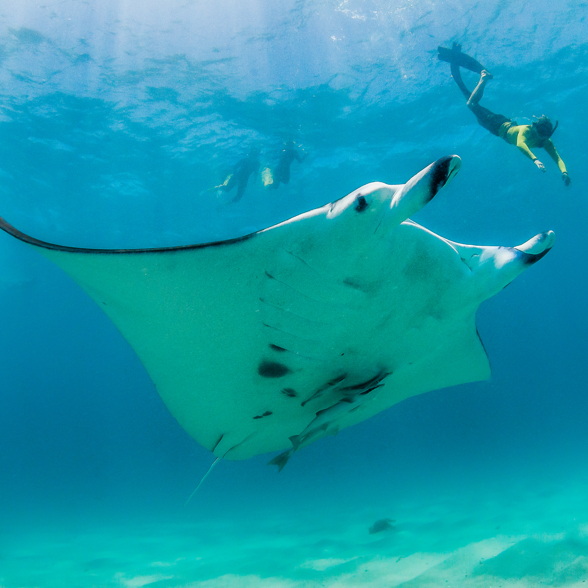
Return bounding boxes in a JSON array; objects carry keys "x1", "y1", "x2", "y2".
[
  {"x1": 214, "y1": 148, "x2": 260, "y2": 202},
  {"x1": 262, "y1": 141, "x2": 308, "y2": 190}
]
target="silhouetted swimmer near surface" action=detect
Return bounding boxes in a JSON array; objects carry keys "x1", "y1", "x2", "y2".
[
  {"x1": 262, "y1": 141, "x2": 308, "y2": 190},
  {"x1": 213, "y1": 147, "x2": 261, "y2": 202},
  {"x1": 438, "y1": 43, "x2": 571, "y2": 186}
]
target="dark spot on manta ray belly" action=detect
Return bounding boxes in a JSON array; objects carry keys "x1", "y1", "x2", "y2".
[
  {"x1": 258, "y1": 360, "x2": 291, "y2": 378},
  {"x1": 355, "y1": 194, "x2": 369, "y2": 212},
  {"x1": 282, "y1": 388, "x2": 297, "y2": 398},
  {"x1": 253, "y1": 411, "x2": 273, "y2": 420}
]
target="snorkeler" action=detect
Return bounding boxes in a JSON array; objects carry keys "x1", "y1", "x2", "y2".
[
  {"x1": 262, "y1": 141, "x2": 308, "y2": 190},
  {"x1": 214, "y1": 148, "x2": 260, "y2": 202},
  {"x1": 438, "y1": 43, "x2": 571, "y2": 186}
]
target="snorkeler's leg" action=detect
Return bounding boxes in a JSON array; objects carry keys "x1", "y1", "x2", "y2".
[
  {"x1": 230, "y1": 181, "x2": 247, "y2": 202},
  {"x1": 466, "y1": 70, "x2": 493, "y2": 106},
  {"x1": 274, "y1": 162, "x2": 292, "y2": 188},
  {"x1": 450, "y1": 62, "x2": 471, "y2": 100}
]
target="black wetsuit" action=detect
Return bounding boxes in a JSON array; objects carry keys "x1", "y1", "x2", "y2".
[
  {"x1": 268, "y1": 146, "x2": 305, "y2": 189},
  {"x1": 221, "y1": 155, "x2": 260, "y2": 202},
  {"x1": 451, "y1": 62, "x2": 511, "y2": 136}
]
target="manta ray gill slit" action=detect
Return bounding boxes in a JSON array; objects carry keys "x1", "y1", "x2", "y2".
[{"x1": 269, "y1": 344, "x2": 287, "y2": 352}]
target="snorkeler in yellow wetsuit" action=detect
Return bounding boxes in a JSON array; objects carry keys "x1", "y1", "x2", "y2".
[
  {"x1": 499, "y1": 120, "x2": 567, "y2": 178},
  {"x1": 440, "y1": 44, "x2": 571, "y2": 186}
]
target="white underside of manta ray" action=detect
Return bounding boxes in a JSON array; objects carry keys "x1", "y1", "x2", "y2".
[{"x1": 0, "y1": 155, "x2": 555, "y2": 470}]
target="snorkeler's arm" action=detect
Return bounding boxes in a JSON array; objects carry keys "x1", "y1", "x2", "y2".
[
  {"x1": 542, "y1": 139, "x2": 567, "y2": 174},
  {"x1": 544, "y1": 140, "x2": 570, "y2": 185},
  {"x1": 515, "y1": 128, "x2": 540, "y2": 162}
]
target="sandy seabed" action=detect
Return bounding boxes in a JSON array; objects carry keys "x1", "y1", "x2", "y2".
[{"x1": 2, "y1": 477, "x2": 587, "y2": 588}]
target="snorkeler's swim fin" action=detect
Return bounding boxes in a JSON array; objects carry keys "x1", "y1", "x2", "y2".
[{"x1": 437, "y1": 44, "x2": 487, "y2": 74}]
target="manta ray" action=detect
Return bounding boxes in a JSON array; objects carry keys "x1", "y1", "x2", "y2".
[{"x1": 0, "y1": 155, "x2": 554, "y2": 470}]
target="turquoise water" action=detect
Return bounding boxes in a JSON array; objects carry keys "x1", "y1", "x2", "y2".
[{"x1": 1, "y1": 1, "x2": 588, "y2": 586}]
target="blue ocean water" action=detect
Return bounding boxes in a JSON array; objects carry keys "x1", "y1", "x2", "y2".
[{"x1": 1, "y1": 1, "x2": 587, "y2": 586}]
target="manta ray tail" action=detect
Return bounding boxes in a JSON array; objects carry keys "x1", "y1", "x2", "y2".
[{"x1": 184, "y1": 457, "x2": 221, "y2": 506}]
